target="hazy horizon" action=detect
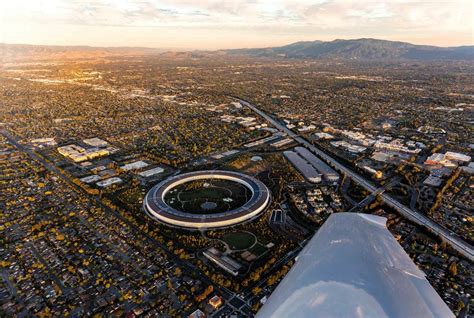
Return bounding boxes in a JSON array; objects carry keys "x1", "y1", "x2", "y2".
[
  {"x1": 1, "y1": 0, "x2": 473, "y2": 50},
  {"x1": 2, "y1": 36, "x2": 473, "y2": 52}
]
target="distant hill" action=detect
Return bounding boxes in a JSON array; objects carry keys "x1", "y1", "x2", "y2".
[
  {"x1": 2, "y1": 39, "x2": 473, "y2": 62},
  {"x1": 226, "y1": 38, "x2": 474, "y2": 60},
  {"x1": 0, "y1": 44, "x2": 167, "y2": 62}
]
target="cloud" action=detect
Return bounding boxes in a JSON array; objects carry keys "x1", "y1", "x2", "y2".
[
  {"x1": 1, "y1": 0, "x2": 472, "y2": 48},
  {"x1": 3, "y1": 0, "x2": 472, "y2": 29}
]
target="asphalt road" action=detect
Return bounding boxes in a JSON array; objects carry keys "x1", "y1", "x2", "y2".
[{"x1": 237, "y1": 99, "x2": 474, "y2": 262}]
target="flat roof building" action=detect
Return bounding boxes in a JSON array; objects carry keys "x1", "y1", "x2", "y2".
[
  {"x1": 208, "y1": 295, "x2": 223, "y2": 309},
  {"x1": 83, "y1": 137, "x2": 109, "y2": 148},
  {"x1": 139, "y1": 167, "x2": 164, "y2": 178},
  {"x1": 80, "y1": 175, "x2": 101, "y2": 184},
  {"x1": 57, "y1": 144, "x2": 110, "y2": 162},
  {"x1": 271, "y1": 138, "x2": 293, "y2": 148},
  {"x1": 314, "y1": 132, "x2": 334, "y2": 140},
  {"x1": 188, "y1": 309, "x2": 205, "y2": 318},
  {"x1": 96, "y1": 177, "x2": 122, "y2": 187},
  {"x1": 425, "y1": 152, "x2": 471, "y2": 168},
  {"x1": 203, "y1": 248, "x2": 241, "y2": 276},
  {"x1": 425, "y1": 153, "x2": 445, "y2": 165},
  {"x1": 121, "y1": 160, "x2": 149, "y2": 171},
  {"x1": 423, "y1": 175, "x2": 443, "y2": 187},
  {"x1": 445, "y1": 151, "x2": 471, "y2": 162},
  {"x1": 244, "y1": 134, "x2": 283, "y2": 148},
  {"x1": 294, "y1": 147, "x2": 339, "y2": 182},
  {"x1": 284, "y1": 151, "x2": 322, "y2": 183}
]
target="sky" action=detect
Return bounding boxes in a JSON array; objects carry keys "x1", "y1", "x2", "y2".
[{"x1": 1, "y1": 0, "x2": 473, "y2": 49}]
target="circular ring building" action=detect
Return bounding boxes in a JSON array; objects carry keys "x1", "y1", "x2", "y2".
[{"x1": 144, "y1": 170, "x2": 271, "y2": 230}]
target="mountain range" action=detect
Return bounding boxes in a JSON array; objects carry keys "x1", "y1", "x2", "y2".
[
  {"x1": 225, "y1": 38, "x2": 474, "y2": 60},
  {"x1": 2, "y1": 38, "x2": 473, "y2": 61}
]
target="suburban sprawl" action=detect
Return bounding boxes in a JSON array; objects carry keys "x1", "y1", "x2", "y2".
[{"x1": 1, "y1": 46, "x2": 473, "y2": 317}]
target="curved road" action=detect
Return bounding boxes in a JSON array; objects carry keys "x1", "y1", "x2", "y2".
[{"x1": 237, "y1": 98, "x2": 474, "y2": 262}]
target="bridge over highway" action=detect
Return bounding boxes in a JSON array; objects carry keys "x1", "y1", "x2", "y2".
[{"x1": 348, "y1": 176, "x2": 402, "y2": 212}]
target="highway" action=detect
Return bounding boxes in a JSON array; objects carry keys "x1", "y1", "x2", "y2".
[
  {"x1": 349, "y1": 176, "x2": 401, "y2": 212},
  {"x1": 237, "y1": 99, "x2": 474, "y2": 262}
]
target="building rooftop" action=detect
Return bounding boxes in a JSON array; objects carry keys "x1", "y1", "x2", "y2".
[
  {"x1": 284, "y1": 151, "x2": 322, "y2": 183},
  {"x1": 83, "y1": 137, "x2": 109, "y2": 148},
  {"x1": 121, "y1": 160, "x2": 149, "y2": 171}
]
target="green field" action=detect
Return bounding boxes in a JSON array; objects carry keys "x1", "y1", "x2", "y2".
[
  {"x1": 222, "y1": 231, "x2": 256, "y2": 250},
  {"x1": 164, "y1": 178, "x2": 251, "y2": 214},
  {"x1": 249, "y1": 243, "x2": 268, "y2": 258}
]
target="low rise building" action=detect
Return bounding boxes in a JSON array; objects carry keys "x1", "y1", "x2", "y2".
[
  {"x1": 244, "y1": 134, "x2": 283, "y2": 148},
  {"x1": 30, "y1": 138, "x2": 57, "y2": 147},
  {"x1": 423, "y1": 175, "x2": 443, "y2": 187},
  {"x1": 330, "y1": 140, "x2": 366, "y2": 153},
  {"x1": 188, "y1": 309, "x2": 205, "y2": 318},
  {"x1": 374, "y1": 140, "x2": 421, "y2": 155},
  {"x1": 96, "y1": 177, "x2": 122, "y2": 187},
  {"x1": 211, "y1": 149, "x2": 239, "y2": 160},
  {"x1": 271, "y1": 138, "x2": 293, "y2": 148},
  {"x1": 284, "y1": 151, "x2": 322, "y2": 183},
  {"x1": 294, "y1": 147, "x2": 339, "y2": 182},
  {"x1": 83, "y1": 137, "x2": 109, "y2": 148},
  {"x1": 138, "y1": 167, "x2": 164, "y2": 178},
  {"x1": 203, "y1": 248, "x2": 241, "y2": 276},
  {"x1": 208, "y1": 295, "x2": 223, "y2": 309},
  {"x1": 314, "y1": 132, "x2": 334, "y2": 140},
  {"x1": 121, "y1": 160, "x2": 149, "y2": 171},
  {"x1": 80, "y1": 175, "x2": 101, "y2": 184},
  {"x1": 425, "y1": 152, "x2": 471, "y2": 168},
  {"x1": 57, "y1": 144, "x2": 110, "y2": 162}
]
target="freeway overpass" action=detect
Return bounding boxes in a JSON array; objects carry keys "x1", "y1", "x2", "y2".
[
  {"x1": 348, "y1": 176, "x2": 402, "y2": 212},
  {"x1": 237, "y1": 99, "x2": 474, "y2": 262}
]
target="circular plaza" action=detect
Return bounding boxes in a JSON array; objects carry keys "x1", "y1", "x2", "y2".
[{"x1": 144, "y1": 170, "x2": 271, "y2": 230}]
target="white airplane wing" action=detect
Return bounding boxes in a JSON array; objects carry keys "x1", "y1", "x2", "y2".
[{"x1": 257, "y1": 213, "x2": 454, "y2": 318}]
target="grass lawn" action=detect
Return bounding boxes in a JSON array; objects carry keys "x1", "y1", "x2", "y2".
[
  {"x1": 164, "y1": 179, "x2": 250, "y2": 214},
  {"x1": 222, "y1": 231, "x2": 256, "y2": 250},
  {"x1": 249, "y1": 243, "x2": 268, "y2": 258}
]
